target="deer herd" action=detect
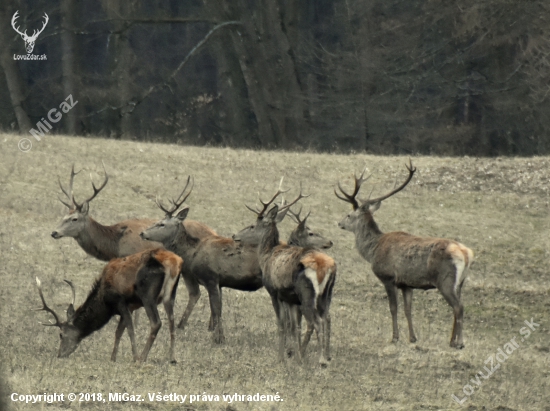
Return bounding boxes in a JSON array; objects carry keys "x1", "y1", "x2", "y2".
[{"x1": 36, "y1": 160, "x2": 474, "y2": 366}]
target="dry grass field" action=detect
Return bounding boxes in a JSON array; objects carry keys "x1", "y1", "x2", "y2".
[{"x1": 0, "y1": 134, "x2": 549, "y2": 411}]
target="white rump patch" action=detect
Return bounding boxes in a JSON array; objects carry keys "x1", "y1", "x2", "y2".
[{"x1": 304, "y1": 267, "x2": 331, "y2": 306}]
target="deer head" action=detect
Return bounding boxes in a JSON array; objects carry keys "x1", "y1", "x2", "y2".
[
  {"x1": 12, "y1": 11, "x2": 49, "y2": 54},
  {"x1": 287, "y1": 206, "x2": 333, "y2": 249},
  {"x1": 34, "y1": 277, "x2": 81, "y2": 358},
  {"x1": 140, "y1": 176, "x2": 193, "y2": 244},
  {"x1": 233, "y1": 183, "x2": 308, "y2": 243},
  {"x1": 336, "y1": 160, "x2": 416, "y2": 232},
  {"x1": 52, "y1": 163, "x2": 109, "y2": 239}
]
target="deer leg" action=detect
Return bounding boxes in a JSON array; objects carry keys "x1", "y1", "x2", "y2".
[
  {"x1": 383, "y1": 283, "x2": 399, "y2": 343},
  {"x1": 437, "y1": 280, "x2": 464, "y2": 349},
  {"x1": 139, "y1": 303, "x2": 162, "y2": 363},
  {"x1": 300, "y1": 308, "x2": 314, "y2": 356},
  {"x1": 178, "y1": 275, "x2": 201, "y2": 329},
  {"x1": 401, "y1": 287, "x2": 417, "y2": 343},
  {"x1": 269, "y1": 295, "x2": 286, "y2": 362},
  {"x1": 208, "y1": 286, "x2": 222, "y2": 332},
  {"x1": 298, "y1": 283, "x2": 327, "y2": 367},
  {"x1": 111, "y1": 316, "x2": 127, "y2": 362},
  {"x1": 118, "y1": 305, "x2": 138, "y2": 361},
  {"x1": 164, "y1": 274, "x2": 179, "y2": 363},
  {"x1": 287, "y1": 304, "x2": 302, "y2": 363},
  {"x1": 206, "y1": 283, "x2": 224, "y2": 344}
]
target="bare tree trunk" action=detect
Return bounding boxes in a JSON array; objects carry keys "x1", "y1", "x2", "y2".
[
  {"x1": 0, "y1": 6, "x2": 32, "y2": 133},
  {"x1": 61, "y1": 0, "x2": 80, "y2": 135},
  {"x1": 212, "y1": 0, "x2": 307, "y2": 149},
  {"x1": 102, "y1": 0, "x2": 134, "y2": 139}
]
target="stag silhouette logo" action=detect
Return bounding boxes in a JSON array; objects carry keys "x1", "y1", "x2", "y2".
[{"x1": 11, "y1": 11, "x2": 49, "y2": 54}]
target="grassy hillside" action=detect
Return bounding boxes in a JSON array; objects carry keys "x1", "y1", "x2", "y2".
[{"x1": 0, "y1": 134, "x2": 549, "y2": 411}]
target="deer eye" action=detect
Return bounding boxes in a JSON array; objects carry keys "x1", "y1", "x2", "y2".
[
  {"x1": 159, "y1": 223, "x2": 165, "y2": 227},
  {"x1": 71, "y1": 217, "x2": 78, "y2": 222},
  {"x1": 308, "y1": 232, "x2": 314, "y2": 236}
]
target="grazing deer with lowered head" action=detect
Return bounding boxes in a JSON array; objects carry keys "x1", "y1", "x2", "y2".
[
  {"x1": 52, "y1": 164, "x2": 215, "y2": 261},
  {"x1": 35, "y1": 248, "x2": 183, "y2": 363},
  {"x1": 234, "y1": 188, "x2": 337, "y2": 366},
  {"x1": 335, "y1": 160, "x2": 473, "y2": 348}
]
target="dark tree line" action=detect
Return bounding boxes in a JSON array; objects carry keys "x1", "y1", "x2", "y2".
[{"x1": 1, "y1": 0, "x2": 550, "y2": 156}]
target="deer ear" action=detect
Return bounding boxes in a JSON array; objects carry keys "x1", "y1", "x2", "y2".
[
  {"x1": 175, "y1": 207, "x2": 189, "y2": 221},
  {"x1": 369, "y1": 201, "x2": 381, "y2": 213},
  {"x1": 81, "y1": 202, "x2": 89, "y2": 215},
  {"x1": 266, "y1": 205, "x2": 279, "y2": 222}
]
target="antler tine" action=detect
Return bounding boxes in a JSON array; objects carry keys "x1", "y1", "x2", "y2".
[
  {"x1": 11, "y1": 11, "x2": 26, "y2": 37},
  {"x1": 278, "y1": 183, "x2": 309, "y2": 214},
  {"x1": 34, "y1": 277, "x2": 62, "y2": 327},
  {"x1": 367, "y1": 159, "x2": 416, "y2": 204},
  {"x1": 245, "y1": 177, "x2": 289, "y2": 218},
  {"x1": 171, "y1": 176, "x2": 193, "y2": 211},
  {"x1": 155, "y1": 195, "x2": 175, "y2": 217},
  {"x1": 64, "y1": 280, "x2": 76, "y2": 307},
  {"x1": 155, "y1": 176, "x2": 193, "y2": 217},
  {"x1": 73, "y1": 162, "x2": 109, "y2": 209},
  {"x1": 334, "y1": 166, "x2": 370, "y2": 210},
  {"x1": 287, "y1": 205, "x2": 303, "y2": 224},
  {"x1": 58, "y1": 165, "x2": 80, "y2": 210}
]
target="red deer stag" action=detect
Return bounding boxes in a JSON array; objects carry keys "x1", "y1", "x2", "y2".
[
  {"x1": 51, "y1": 164, "x2": 215, "y2": 261},
  {"x1": 335, "y1": 160, "x2": 473, "y2": 349},
  {"x1": 35, "y1": 248, "x2": 183, "y2": 363},
  {"x1": 234, "y1": 189, "x2": 337, "y2": 366},
  {"x1": 234, "y1": 203, "x2": 333, "y2": 355},
  {"x1": 140, "y1": 177, "x2": 263, "y2": 343}
]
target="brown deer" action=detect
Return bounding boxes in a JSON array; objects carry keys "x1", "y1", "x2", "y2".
[
  {"x1": 234, "y1": 189, "x2": 337, "y2": 366},
  {"x1": 140, "y1": 178, "x2": 263, "y2": 343},
  {"x1": 35, "y1": 248, "x2": 183, "y2": 363},
  {"x1": 335, "y1": 160, "x2": 473, "y2": 349},
  {"x1": 234, "y1": 203, "x2": 333, "y2": 355},
  {"x1": 51, "y1": 165, "x2": 215, "y2": 261}
]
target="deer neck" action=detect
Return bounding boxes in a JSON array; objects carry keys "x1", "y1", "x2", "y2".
[
  {"x1": 355, "y1": 215, "x2": 383, "y2": 263},
  {"x1": 258, "y1": 223, "x2": 280, "y2": 259},
  {"x1": 72, "y1": 281, "x2": 113, "y2": 339},
  {"x1": 75, "y1": 218, "x2": 120, "y2": 261},
  {"x1": 167, "y1": 224, "x2": 200, "y2": 259}
]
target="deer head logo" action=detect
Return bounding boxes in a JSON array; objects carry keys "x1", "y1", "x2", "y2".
[{"x1": 11, "y1": 11, "x2": 49, "y2": 54}]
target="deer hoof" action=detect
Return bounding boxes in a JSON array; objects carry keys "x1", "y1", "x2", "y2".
[
  {"x1": 410, "y1": 336, "x2": 417, "y2": 343},
  {"x1": 451, "y1": 342, "x2": 465, "y2": 349},
  {"x1": 170, "y1": 359, "x2": 177, "y2": 365},
  {"x1": 213, "y1": 334, "x2": 226, "y2": 344},
  {"x1": 391, "y1": 337, "x2": 399, "y2": 343},
  {"x1": 318, "y1": 358, "x2": 329, "y2": 368}
]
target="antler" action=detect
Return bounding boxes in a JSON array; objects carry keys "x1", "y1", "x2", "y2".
[
  {"x1": 11, "y1": 11, "x2": 26, "y2": 37},
  {"x1": 34, "y1": 277, "x2": 62, "y2": 327},
  {"x1": 58, "y1": 165, "x2": 80, "y2": 210},
  {"x1": 28, "y1": 13, "x2": 49, "y2": 41},
  {"x1": 277, "y1": 183, "x2": 309, "y2": 215},
  {"x1": 366, "y1": 159, "x2": 416, "y2": 205},
  {"x1": 288, "y1": 205, "x2": 311, "y2": 227},
  {"x1": 334, "y1": 166, "x2": 370, "y2": 210},
  {"x1": 245, "y1": 177, "x2": 289, "y2": 219},
  {"x1": 72, "y1": 162, "x2": 109, "y2": 210},
  {"x1": 155, "y1": 176, "x2": 193, "y2": 217}
]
